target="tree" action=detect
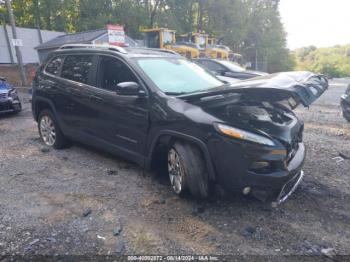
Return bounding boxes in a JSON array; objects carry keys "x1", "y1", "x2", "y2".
[{"x1": 7, "y1": 0, "x2": 295, "y2": 72}]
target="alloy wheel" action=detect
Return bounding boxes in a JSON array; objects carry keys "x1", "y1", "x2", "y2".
[
  {"x1": 168, "y1": 148, "x2": 185, "y2": 194},
  {"x1": 39, "y1": 115, "x2": 56, "y2": 146}
]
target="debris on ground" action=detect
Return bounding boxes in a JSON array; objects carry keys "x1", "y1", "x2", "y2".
[
  {"x1": 332, "y1": 156, "x2": 344, "y2": 163},
  {"x1": 321, "y1": 247, "x2": 335, "y2": 258},
  {"x1": 113, "y1": 220, "x2": 123, "y2": 236},
  {"x1": 242, "y1": 226, "x2": 256, "y2": 237},
  {"x1": 97, "y1": 235, "x2": 106, "y2": 240},
  {"x1": 105, "y1": 169, "x2": 118, "y2": 176},
  {"x1": 40, "y1": 147, "x2": 50, "y2": 153},
  {"x1": 82, "y1": 208, "x2": 92, "y2": 217},
  {"x1": 28, "y1": 239, "x2": 40, "y2": 246}
]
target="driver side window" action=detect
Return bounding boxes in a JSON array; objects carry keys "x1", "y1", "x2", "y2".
[
  {"x1": 98, "y1": 56, "x2": 138, "y2": 91},
  {"x1": 202, "y1": 60, "x2": 226, "y2": 74}
]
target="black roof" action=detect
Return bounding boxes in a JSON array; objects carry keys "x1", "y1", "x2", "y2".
[{"x1": 35, "y1": 29, "x2": 106, "y2": 50}]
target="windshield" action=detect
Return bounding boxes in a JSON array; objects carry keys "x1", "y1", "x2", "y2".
[
  {"x1": 219, "y1": 60, "x2": 245, "y2": 72},
  {"x1": 136, "y1": 58, "x2": 223, "y2": 94}
]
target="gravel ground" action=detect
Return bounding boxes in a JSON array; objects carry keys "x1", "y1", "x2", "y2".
[{"x1": 0, "y1": 79, "x2": 349, "y2": 259}]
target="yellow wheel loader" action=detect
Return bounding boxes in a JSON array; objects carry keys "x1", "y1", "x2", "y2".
[
  {"x1": 142, "y1": 28, "x2": 200, "y2": 59},
  {"x1": 182, "y1": 33, "x2": 229, "y2": 60}
]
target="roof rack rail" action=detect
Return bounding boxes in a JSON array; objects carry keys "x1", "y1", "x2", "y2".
[
  {"x1": 59, "y1": 44, "x2": 128, "y2": 54},
  {"x1": 129, "y1": 47, "x2": 180, "y2": 56},
  {"x1": 148, "y1": 48, "x2": 180, "y2": 55}
]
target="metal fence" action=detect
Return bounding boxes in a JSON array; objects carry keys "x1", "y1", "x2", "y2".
[{"x1": 0, "y1": 25, "x2": 64, "y2": 64}]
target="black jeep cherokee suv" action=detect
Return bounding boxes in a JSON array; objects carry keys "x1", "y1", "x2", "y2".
[{"x1": 32, "y1": 45, "x2": 328, "y2": 204}]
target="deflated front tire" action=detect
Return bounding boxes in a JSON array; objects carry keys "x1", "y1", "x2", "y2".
[{"x1": 168, "y1": 142, "x2": 209, "y2": 199}]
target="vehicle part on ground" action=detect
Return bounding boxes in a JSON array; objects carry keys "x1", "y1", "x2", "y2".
[{"x1": 271, "y1": 170, "x2": 304, "y2": 207}]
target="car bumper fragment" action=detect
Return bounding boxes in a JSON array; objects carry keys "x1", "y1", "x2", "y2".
[{"x1": 272, "y1": 170, "x2": 304, "y2": 207}]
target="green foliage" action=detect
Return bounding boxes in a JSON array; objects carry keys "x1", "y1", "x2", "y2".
[
  {"x1": 295, "y1": 45, "x2": 350, "y2": 78},
  {"x1": 6, "y1": 0, "x2": 294, "y2": 72}
]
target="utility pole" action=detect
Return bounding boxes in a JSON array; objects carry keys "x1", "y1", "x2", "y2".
[
  {"x1": 5, "y1": 0, "x2": 27, "y2": 86},
  {"x1": 33, "y1": 0, "x2": 43, "y2": 44},
  {"x1": 0, "y1": 13, "x2": 14, "y2": 64}
]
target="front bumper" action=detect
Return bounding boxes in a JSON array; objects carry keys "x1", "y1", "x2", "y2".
[
  {"x1": 208, "y1": 136, "x2": 306, "y2": 202},
  {"x1": 0, "y1": 98, "x2": 21, "y2": 113},
  {"x1": 341, "y1": 95, "x2": 350, "y2": 120}
]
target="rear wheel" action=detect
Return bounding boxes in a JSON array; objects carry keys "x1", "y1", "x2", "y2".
[
  {"x1": 168, "y1": 142, "x2": 209, "y2": 199},
  {"x1": 38, "y1": 110, "x2": 67, "y2": 149}
]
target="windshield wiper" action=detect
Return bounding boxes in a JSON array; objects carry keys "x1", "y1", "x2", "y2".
[{"x1": 164, "y1": 91, "x2": 189, "y2": 96}]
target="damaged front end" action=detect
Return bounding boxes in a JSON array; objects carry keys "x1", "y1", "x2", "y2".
[{"x1": 180, "y1": 71, "x2": 328, "y2": 205}]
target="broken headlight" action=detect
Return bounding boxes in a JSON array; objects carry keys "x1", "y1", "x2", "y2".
[{"x1": 215, "y1": 123, "x2": 275, "y2": 146}]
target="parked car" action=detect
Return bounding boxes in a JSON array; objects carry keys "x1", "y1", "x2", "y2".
[
  {"x1": 32, "y1": 45, "x2": 328, "y2": 205},
  {"x1": 341, "y1": 84, "x2": 350, "y2": 122},
  {"x1": 0, "y1": 77, "x2": 22, "y2": 114},
  {"x1": 194, "y1": 58, "x2": 268, "y2": 80}
]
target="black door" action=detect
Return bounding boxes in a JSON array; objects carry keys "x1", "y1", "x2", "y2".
[
  {"x1": 58, "y1": 54, "x2": 97, "y2": 137},
  {"x1": 87, "y1": 55, "x2": 149, "y2": 160}
]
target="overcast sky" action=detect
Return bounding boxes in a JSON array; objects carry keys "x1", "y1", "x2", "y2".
[{"x1": 279, "y1": 0, "x2": 350, "y2": 50}]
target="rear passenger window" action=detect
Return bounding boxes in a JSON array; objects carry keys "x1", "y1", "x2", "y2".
[
  {"x1": 61, "y1": 55, "x2": 93, "y2": 84},
  {"x1": 45, "y1": 56, "x2": 63, "y2": 75}
]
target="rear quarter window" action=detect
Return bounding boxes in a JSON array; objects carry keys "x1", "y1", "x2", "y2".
[
  {"x1": 60, "y1": 55, "x2": 94, "y2": 84},
  {"x1": 45, "y1": 56, "x2": 63, "y2": 75}
]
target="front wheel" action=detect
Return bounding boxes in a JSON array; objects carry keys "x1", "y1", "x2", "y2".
[{"x1": 168, "y1": 142, "x2": 209, "y2": 199}]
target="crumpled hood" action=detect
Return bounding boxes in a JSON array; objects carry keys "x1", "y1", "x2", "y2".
[
  {"x1": 178, "y1": 71, "x2": 327, "y2": 145},
  {"x1": 180, "y1": 71, "x2": 328, "y2": 109}
]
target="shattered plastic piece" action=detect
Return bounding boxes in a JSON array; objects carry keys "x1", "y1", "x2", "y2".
[
  {"x1": 332, "y1": 156, "x2": 344, "y2": 163},
  {"x1": 321, "y1": 248, "x2": 335, "y2": 258},
  {"x1": 28, "y1": 239, "x2": 40, "y2": 246}
]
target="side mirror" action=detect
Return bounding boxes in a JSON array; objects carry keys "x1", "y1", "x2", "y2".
[{"x1": 116, "y1": 82, "x2": 145, "y2": 96}]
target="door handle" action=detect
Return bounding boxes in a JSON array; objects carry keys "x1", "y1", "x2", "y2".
[{"x1": 89, "y1": 95, "x2": 104, "y2": 104}]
